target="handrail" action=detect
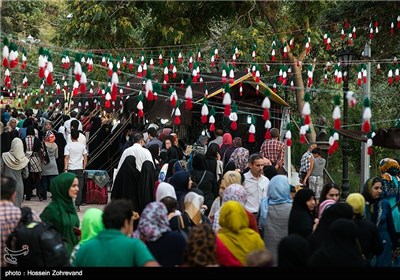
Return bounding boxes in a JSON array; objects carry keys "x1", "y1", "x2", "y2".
[{"x1": 87, "y1": 112, "x2": 133, "y2": 167}]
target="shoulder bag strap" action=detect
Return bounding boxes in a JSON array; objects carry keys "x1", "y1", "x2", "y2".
[
  {"x1": 178, "y1": 214, "x2": 185, "y2": 230},
  {"x1": 198, "y1": 171, "x2": 207, "y2": 187}
]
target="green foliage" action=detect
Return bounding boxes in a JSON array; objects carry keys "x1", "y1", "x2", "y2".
[{"x1": 1, "y1": 0, "x2": 46, "y2": 38}]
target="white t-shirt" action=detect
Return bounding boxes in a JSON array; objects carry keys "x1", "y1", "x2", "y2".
[
  {"x1": 64, "y1": 141, "x2": 87, "y2": 170},
  {"x1": 67, "y1": 132, "x2": 87, "y2": 146}
]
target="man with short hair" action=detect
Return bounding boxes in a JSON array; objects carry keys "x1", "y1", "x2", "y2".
[
  {"x1": 244, "y1": 153, "x2": 269, "y2": 216},
  {"x1": 0, "y1": 176, "x2": 40, "y2": 267},
  {"x1": 72, "y1": 199, "x2": 159, "y2": 267},
  {"x1": 63, "y1": 111, "x2": 82, "y2": 139},
  {"x1": 116, "y1": 133, "x2": 154, "y2": 176},
  {"x1": 208, "y1": 128, "x2": 224, "y2": 147},
  {"x1": 259, "y1": 128, "x2": 286, "y2": 174},
  {"x1": 309, "y1": 148, "x2": 326, "y2": 200},
  {"x1": 299, "y1": 143, "x2": 317, "y2": 187},
  {"x1": 67, "y1": 119, "x2": 87, "y2": 145},
  {"x1": 145, "y1": 127, "x2": 162, "y2": 149}
]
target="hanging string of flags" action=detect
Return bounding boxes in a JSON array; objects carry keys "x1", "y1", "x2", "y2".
[{"x1": 3, "y1": 15, "x2": 399, "y2": 147}]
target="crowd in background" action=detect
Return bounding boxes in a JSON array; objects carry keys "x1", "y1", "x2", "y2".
[{"x1": 1, "y1": 105, "x2": 400, "y2": 268}]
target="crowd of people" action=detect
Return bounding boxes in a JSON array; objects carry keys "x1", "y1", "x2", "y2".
[{"x1": 1, "y1": 105, "x2": 400, "y2": 268}]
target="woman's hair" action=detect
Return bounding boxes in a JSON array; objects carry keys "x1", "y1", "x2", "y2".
[
  {"x1": 205, "y1": 143, "x2": 219, "y2": 158},
  {"x1": 319, "y1": 183, "x2": 340, "y2": 205},
  {"x1": 160, "y1": 196, "x2": 178, "y2": 214}
]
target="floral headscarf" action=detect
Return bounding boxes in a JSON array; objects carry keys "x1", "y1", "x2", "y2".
[
  {"x1": 134, "y1": 202, "x2": 171, "y2": 242},
  {"x1": 229, "y1": 147, "x2": 249, "y2": 172},
  {"x1": 232, "y1": 137, "x2": 242, "y2": 147},
  {"x1": 379, "y1": 158, "x2": 400, "y2": 176},
  {"x1": 213, "y1": 184, "x2": 248, "y2": 232},
  {"x1": 44, "y1": 130, "x2": 56, "y2": 143},
  {"x1": 222, "y1": 184, "x2": 248, "y2": 205}
]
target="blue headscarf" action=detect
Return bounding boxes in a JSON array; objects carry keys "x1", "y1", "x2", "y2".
[{"x1": 259, "y1": 175, "x2": 292, "y2": 228}]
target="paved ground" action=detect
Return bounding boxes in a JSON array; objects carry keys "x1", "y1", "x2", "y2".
[{"x1": 21, "y1": 192, "x2": 110, "y2": 222}]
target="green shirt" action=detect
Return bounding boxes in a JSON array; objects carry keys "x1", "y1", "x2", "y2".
[{"x1": 73, "y1": 229, "x2": 155, "y2": 267}]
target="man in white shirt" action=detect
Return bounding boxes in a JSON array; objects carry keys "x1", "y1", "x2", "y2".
[
  {"x1": 64, "y1": 129, "x2": 87, "y2": 211},
  {"x1": 244, "y1": 153, "x2": 269, "y2": 216},
  {"x1": 67, "y1": 120, "x2": 87, "y2": 146},
  {"x1": 64, "y1": 111, "x2": 82, "y2": 140},
  {"x1": 116, "y1": 133, "x2": 154, "y2": 177}
]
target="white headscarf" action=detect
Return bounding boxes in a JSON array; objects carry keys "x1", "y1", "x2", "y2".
[
  {"x1": 2, "y1": 138, "x2": 29, "y2": 170},
  {"x1": 156, "y1": 182, "x2": 177, "y2": 202}
]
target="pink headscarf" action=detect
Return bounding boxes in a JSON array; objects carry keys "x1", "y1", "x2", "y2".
[
  {"x1": 318, "y1": 199, "x2": 336, "y2": 219},
  {"x1": 222, "y1": 133, "x2": 232, "y2": 145}
]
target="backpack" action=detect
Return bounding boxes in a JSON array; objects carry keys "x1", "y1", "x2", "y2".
[{"x1": 6, "y1": 207, "x2": 70, "y2": 267}]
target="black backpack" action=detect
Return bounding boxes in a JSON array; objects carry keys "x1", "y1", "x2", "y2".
[{"x1": 5, "y1": 207, "x2": 70, "y2": 267}]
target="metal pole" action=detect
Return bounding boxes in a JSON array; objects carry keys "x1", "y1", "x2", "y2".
[
  {"x1": 360, "y1": 42, "x2": 371, "y2": 191},
  {"x1": 342, "y1": 66, "x2": 350, "y2": 200}
]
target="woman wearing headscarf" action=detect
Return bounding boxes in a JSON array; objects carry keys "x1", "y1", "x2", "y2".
[
  {"x1": 169, "y1": 133, "x2": 185, "y2": 160},
  {"x1": 24, "y1": 125, "x2": 43, "y2": 201},
  {"x1": 379, "y1": 158, "x2": 400, "y2": 234},
  {"x1": 228, "y1": 147, "x2": 249, "y2": 173},
  {"x1": 219, "y1": 133, "x2": 233, "y2": 160},
  {"x1": 309, "y1": 219, "x2": 367, "y2": 267},
  {"x1": 216, "y1": 201, "x2": 265, "y2": 267},
  {"x1": 278, "y1": 234, "x2": 311, "y2": 267},
  {"x1": 70, "y1": 208, "x2": 104, "y2": 265},
  {"x1": 1, "y1": 138, "x2": 29, "y2": 206},
  {"x1": 346, "y1": 193, "x2": 383, "y2": 266},
  {"x1": 204, "y1": 142, "x2": 223, "y2": 182},
  {"x1": 208, "y1": 171, "x2": 242, "y2": 224},
  {"x1": 362, "y1": 177, "x2": 399, "y2": 267},
  {"x1": 190, "y1": 153, "x2": 217, "y2": 215},
  {"x1": 308, "y1": 202, "x2": 354, "y2": 254},
  {"x1": 288, "y1": 188, "x2": 317, "y2": 239},
  {"x1": 182, "y1": 190, "x2": 210, "y2": 228},
  {"x1": 212, "y1": 184, "x2": 258, "y2": 234},
  {"x1": 133, "y1": 202, "x2": 186, "y2": 267},
  {"x1": 181, "y1": 223, "x2": 218, "y2": 267},
  {"x1": 160, "y1": 135, "x2": 179, "y2": 163},
  {"x1": 40, "y1": 130, "x2": 59, "y2": 200},
  {"x1": 54, "y1": 129, "x2": 67, "y2": 175},
  {"x1": 222, "y1": 136, "x2": 241, "y2": 167},
  {"x1": 258, "y1": 175, "x2": 293, "y2": 263},
  {"x1": 147, "y1": 143, "x2": 161, "y2": 178},
  {"x1": 40, "y1": 172, "x2": 80, "y2": 256},
  {"x1": 168, "y1": 170, "x2": 192, "y2": 211},
  {"x1": 1, "y1": 130, "x2": 12, "y2": 154},
  {"x1": 191, "y1": 135, "x2": 209, "y2": 156}
]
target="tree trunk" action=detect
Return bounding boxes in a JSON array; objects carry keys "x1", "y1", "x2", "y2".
[{"x1": 258, "y1": 1, "x2": 316, "y2": 142}]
